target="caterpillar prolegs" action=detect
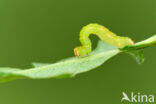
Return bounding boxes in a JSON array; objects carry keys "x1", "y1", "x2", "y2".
[{"x1": 74, "y1": 24, "x2": 134, "y2": 56}]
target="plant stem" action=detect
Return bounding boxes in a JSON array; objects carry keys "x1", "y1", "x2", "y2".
[{"x1": 121, "y1": 35, "x2": 156, "y2": 51}]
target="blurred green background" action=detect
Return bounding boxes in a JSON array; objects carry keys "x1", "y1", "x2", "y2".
[{"x1": 0, "y1": 0, "x2": 156, "y2": 104}]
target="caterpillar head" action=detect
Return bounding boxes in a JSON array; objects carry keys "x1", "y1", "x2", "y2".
[
  {"x1": 117, "y1": 37, "x2": 134, "y2": 48},
  {"x1": 74, "y1": 46, "x2": 89, "y2": 57}
]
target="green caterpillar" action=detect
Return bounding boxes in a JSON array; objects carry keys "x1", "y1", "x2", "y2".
[{"x1": 74, "y1": 23, "x2": 134, "y2": 56}]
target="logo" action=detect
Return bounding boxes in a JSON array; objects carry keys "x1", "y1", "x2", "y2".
[{"x1": 121, "y1": 92, "x2": 154, "y2": 103}]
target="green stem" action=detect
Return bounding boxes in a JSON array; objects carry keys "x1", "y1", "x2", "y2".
[{"x1": 121, "y1": 35, "x2": 156, "y2": 51}]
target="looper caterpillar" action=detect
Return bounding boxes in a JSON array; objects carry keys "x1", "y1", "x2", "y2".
[{"x1": 74, "y1": 24, "x2": 134, "y2": 56}]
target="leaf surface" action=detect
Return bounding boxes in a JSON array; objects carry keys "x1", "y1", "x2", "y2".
[{"x1": 0, "y1": 41, "x2": 120, "y2": 82}]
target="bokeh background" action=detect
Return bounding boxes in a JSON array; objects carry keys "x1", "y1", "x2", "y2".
[{"x1": 0, "y1": 0, "x2": 156, "y2": 104}]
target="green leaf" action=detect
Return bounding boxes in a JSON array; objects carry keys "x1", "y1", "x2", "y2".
[{"x1": 0, "y1": 41, "x2": 120, "y2": 82}]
